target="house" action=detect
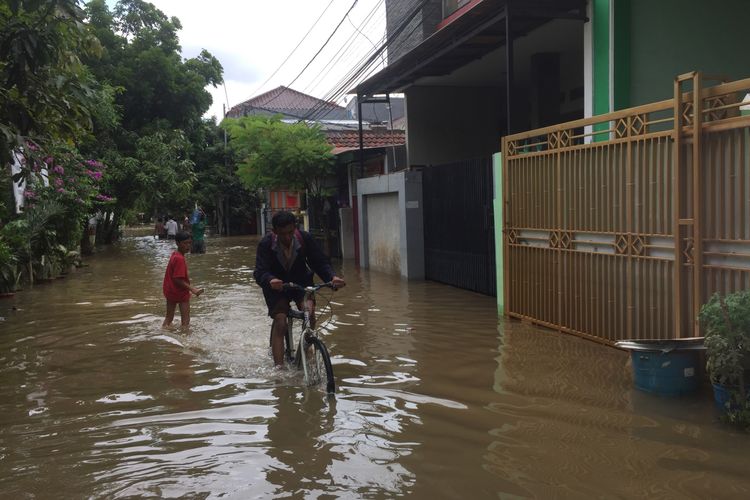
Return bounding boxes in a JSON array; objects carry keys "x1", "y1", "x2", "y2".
[
  {"x1": 325, "y1": 128, "x2": 406, "y2": 261},
  {"x1": 226, "y1": 86, "x2": 406, "y2": 260},
  {"x1": 226, "y1": 85, "x2": 349, "y2": 121},
  {"x1": 351, "y1": 0, "x2": 750, "y2": 293},
  {"x1": 226, "y1": 86, "x2": 348, "y2": 235}
]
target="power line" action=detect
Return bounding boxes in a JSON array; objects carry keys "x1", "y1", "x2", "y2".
[
  {"x1": 302, "y1": 0, "x2": 432, "y2": 122},
  {"x1": 306, "y1": 0, "x2": 430, "y2": 119},
  {"x1": 301, "y1": 0, "x2": 385, "y2": 97},
  {"x1": 285, "y1": 0, "x2": 360, "y2": 90},
  {"x1": 245, "y1": 0, "x2": 337, "y2": 101}
]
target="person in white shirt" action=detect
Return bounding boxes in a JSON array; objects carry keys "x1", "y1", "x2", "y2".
[{"x1": 165, "y1": 216, "x2": 179, "y2": 239}]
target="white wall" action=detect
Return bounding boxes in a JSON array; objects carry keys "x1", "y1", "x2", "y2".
[
  {"x1": 365, "y1": 193, "x2": 400, "y2": 274},
  {"x1": 357, "y1": 170, "x2": 425, "y2": 279},
  {"x1": 339, "y1": 207, "x2": 355, "y2": 259}
]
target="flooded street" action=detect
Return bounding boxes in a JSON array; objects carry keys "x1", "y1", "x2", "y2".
[{"x1": 1, "y1": 231, "x2": 750, "y2": 498}]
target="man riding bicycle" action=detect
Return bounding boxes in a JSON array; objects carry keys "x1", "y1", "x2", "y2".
[{"x1": 253, "y1": 211, "x2": 346, "y2": 367}]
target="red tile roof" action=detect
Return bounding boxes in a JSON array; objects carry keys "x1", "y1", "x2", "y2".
[
  {"x1": 227, "y1": 86, "x2": 347, "y2": 119},
  {"x1": 326, "y1": 129, "x2": 405, "y2": 155}
]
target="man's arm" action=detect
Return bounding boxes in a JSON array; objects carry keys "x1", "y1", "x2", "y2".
[{"x1": 253, "y1": 237, "x2": 282, "y2": 290}]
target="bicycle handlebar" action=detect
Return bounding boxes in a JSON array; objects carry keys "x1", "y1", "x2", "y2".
[{"x1": 282, "y1": 281, "x2": 337, "y2": 292}]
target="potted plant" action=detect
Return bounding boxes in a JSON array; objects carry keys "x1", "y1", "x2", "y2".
[{"x1": 698, "y1": 290, "x2": 750, "y2": 427}]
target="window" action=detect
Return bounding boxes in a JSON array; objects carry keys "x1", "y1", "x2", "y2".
[{"x1": 443, "y1": 0, "x2": 470, "y2": 17}]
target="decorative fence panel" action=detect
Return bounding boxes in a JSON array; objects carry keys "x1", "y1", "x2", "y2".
[{"x1": 503, "y1": 73, "x2": 750, "y2": 345}]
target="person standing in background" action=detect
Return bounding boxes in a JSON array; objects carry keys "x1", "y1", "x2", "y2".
[
  {"x1": 165, "y1": 216, "x2": 178, "y2": 239},
  {"x1": 191, "y1": 209, "x2": 207, "y2": 254},
  {"x1": 154, "y1": 217, "x2": 165, "y2": 239}
]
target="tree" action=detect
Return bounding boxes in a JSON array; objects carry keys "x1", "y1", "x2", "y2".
[
  {"x1": 97, "y1": 129, "x2": 194, "y2": 242},
  {"x1": 83, "y1": 0, "x2": 223, "y2": 143},
  {"x1": 79, "y1": 0, "x2": 225, "y2": 238},
  {"x1": 0, "y1": 0, "x2": 101, "y2": 165},
  {"x1": 191, "y1": 119, "x2": 260, "y2": 235},
  {"x1": 223, "y1": 115, "x2": 334, "y2": 197}
]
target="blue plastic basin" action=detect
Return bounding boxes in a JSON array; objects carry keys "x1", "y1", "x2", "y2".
[{"x1": 630, "y1": 350, "x2": 699, "y2": 396}]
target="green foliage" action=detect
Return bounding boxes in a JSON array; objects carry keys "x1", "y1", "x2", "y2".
[
  {"x1": 84, "y1": 0, "x2": 223, "y2": 138},
  {"x1": 0, "y1": 160, "x2": 13, "y2": 223},
  {"x1": 0, "y1": 237, "x2": 20, "y2": 293},
  {"x1": 0, "y1": 0, "x2": 101, "y2": 164},
  {"x1": 223, "y1": 115, "x2": 334, "y2": 195},
  {"x1": 699, "y1": 290, "x2": 750, "y2": 428},
  {"x1": 80, "y1": 0, "x2": 224, "y2": 230},
  {"x1": 94, "y1": 130, "x2": 194, "y2": 222},
  {"x1": 18, "y1": 143, "x2": 110, "y2": 248},
  {"x1": 192, "y1": 119, "x2": 258, "y2": 210},
  {"x1": 2, "y1": 0, "x2": 228, "y2": 256},
  {"x1": 1, "y1": 199, "x2": 65, "y2": 282}
]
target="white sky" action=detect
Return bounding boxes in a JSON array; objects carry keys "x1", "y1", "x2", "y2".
[{"x1": 143, "y1": 0, "x2": 388, "y2": 121}]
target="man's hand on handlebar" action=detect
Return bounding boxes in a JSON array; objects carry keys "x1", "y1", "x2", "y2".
[
  {"x1": 331, "y1": 276, "x2": 346, "y2": 290},
  {"x1": 269, "y1": 278, "x2": 284, "y2": 291}
]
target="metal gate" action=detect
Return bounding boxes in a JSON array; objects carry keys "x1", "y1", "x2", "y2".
[
  {"x1": 423, "y1": 157, "x2": 496, "y2": 295},
  {"x1": 502, "y1": 73, "x2": 750, "y2": 345}
]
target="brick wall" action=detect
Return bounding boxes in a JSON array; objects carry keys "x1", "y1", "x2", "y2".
[{"x1": 385, "y1": 0, "x2": 442, "y2": 64}]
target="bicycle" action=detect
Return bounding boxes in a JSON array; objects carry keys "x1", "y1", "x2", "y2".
[{"x1": 270, "y1": 282, "x2": 338, "y2": 393}]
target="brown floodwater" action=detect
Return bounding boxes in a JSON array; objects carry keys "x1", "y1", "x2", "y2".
[{"x1": 1, "y1": 230, "x2": 749, "y2": 499}]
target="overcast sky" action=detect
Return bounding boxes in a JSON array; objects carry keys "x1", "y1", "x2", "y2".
[{"x1": 139, "y1": 0, "x2": 387, "y2": 121}]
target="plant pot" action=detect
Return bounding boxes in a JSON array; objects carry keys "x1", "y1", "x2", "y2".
[{"x1": 712, "y1": 383, "x2": 750, "y2": 411}]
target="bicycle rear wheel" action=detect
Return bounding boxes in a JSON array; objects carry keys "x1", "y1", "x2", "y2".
[{"x1": 300, "y1": 336, "x2": 335, "y2": 393}]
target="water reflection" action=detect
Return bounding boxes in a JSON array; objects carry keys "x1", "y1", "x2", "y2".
[{"x1": 0, "y1": 232, "x2": 749, "y2": 498}]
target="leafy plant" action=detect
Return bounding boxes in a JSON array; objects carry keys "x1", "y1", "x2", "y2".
[
  {"x1": 1, "y1": 199, "x2": 64, "y2": 284},
  {"x1": 699, "y1": 290, "x2": 750, "y2": 427},
  {"x1": 0, "y1": 238, "x2": 20, "y2": 293}
]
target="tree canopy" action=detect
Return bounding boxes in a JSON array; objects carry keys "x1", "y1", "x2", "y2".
[
  {"x1": 223, "y1": 115, "x2": 334, "y2": 197},
  {"x1": 0, "y1": 0, "x2": 101, "y2": 165},
  {"x1": 79, "y1": 0, "x2": 226, "y2": 233}
]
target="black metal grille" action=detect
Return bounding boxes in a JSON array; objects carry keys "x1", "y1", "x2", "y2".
[{"x1": 422, "y1": 157, "x2": 496, "y2": 296}]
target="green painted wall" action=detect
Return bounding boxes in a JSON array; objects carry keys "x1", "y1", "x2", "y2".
[
  {"x1": 628, "y1": 0, "x2": 750, "y2": 105},
  {"x1": 493, "y1": 152, "x2": 504, "y2": 315}
]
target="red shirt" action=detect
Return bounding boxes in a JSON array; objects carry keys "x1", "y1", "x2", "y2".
[{"x1": 163, "y1": 251, "x2": 190, "y2": 303}]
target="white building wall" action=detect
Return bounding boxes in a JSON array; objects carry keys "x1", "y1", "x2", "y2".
[
  {"x1": 365, "y1": 193, "x2": 400, "y2": 274},
  {"x1": 357, "y1": 170, "x2": 425, "y2": 279}
]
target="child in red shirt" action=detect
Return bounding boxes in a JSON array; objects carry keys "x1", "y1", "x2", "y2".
[{"x1": 163, "y1": 231, "x2": 204, "y2": 328}]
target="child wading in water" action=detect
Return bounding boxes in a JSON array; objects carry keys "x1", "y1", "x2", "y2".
[{"x1": 163, "y1": 231, "x2": 204, "y2": 328}]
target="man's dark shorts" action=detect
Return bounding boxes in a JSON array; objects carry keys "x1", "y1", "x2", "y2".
[{"x1": 263, "y1": 288, "x2": 305, "y2": 317}]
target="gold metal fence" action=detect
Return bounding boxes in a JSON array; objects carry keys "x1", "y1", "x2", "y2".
[{"x1": 502, "y1": 72, "x2": 750, "y2": 345}]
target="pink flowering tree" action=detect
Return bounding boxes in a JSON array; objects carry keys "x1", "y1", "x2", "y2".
[{"x1": 16, "y1": 143, "x2": 114, "y2": 250}]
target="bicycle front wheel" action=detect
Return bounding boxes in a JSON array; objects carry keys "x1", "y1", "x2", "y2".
[{"x1": 303, "y1": 336, "x2": 335, "y2": 394}]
